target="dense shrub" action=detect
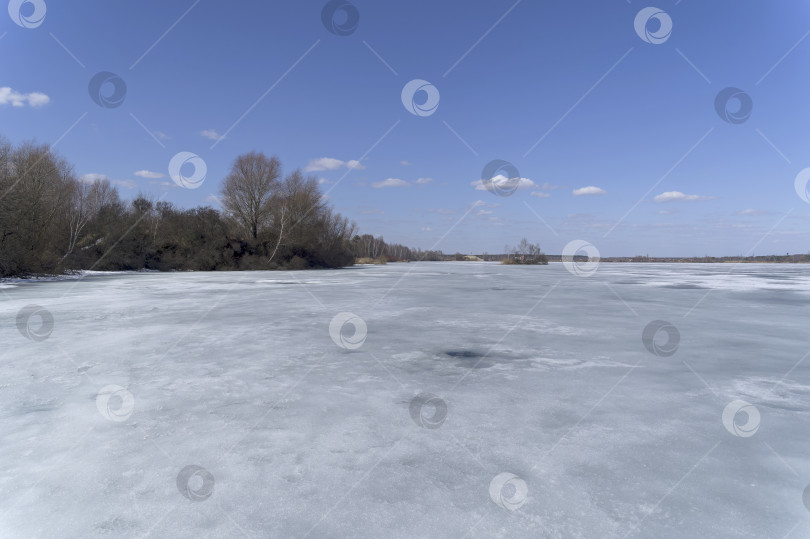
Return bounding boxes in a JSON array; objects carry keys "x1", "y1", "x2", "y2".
[{"x1": 0, "y1": 140, "x2": 359, "y2": 277}]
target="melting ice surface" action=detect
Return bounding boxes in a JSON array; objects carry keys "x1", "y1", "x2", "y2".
[{"x1": 1, "y1": 262, "x2": 809, "y2": 537}]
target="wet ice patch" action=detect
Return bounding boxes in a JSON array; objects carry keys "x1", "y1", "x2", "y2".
[{"x1": 725, "y1": 377, "x2": 810, "y2": 412}]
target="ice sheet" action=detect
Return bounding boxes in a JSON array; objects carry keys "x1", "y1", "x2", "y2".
[{"x1": 1, "y1": 262, "x2": 808, "y2": 538}]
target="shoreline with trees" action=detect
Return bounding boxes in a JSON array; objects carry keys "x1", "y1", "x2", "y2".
[
  {"x1": 0, "y1": 139, "x2": 360, "y2": 277},
  {"x1": 0, "y1": 137, "x2": 804, "y2": 279}
]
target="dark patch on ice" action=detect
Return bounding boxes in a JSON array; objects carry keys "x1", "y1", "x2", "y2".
[
  {"x1": 443, "y1": 349, "x2": 495, "y2": 369},
  {"x1": 19, "y1": 399, "x2": 60, "y2": 413},
  {"x1": 757, "y1": 402, "x2": 805, "y2": 412},
  {"x1": 445, "y1": 350, "x2": 483, "y2": 359}
]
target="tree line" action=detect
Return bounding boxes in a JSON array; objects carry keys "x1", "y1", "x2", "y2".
[
  {"x1": 0, "y1": 139, "x2": 361, "y2": 277},
  {"x1": 350, "y1": 234, "x2": 443, "y2": 263}
]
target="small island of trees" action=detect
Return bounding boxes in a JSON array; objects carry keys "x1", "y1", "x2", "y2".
[{"x1": 501, "y1": 238, "x2": 548, "y2": 265}]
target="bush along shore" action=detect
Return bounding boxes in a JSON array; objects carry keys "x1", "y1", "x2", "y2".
[
  {"x1": 0, "y1": 140, "x2": 363, "y2": 277},
  {"x1": 0, "y1": 137, "x2": 556, "y2": 277}
]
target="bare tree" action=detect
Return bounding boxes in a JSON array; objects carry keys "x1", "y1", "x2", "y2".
[
  {"x1": 220, "y1": 152, "x2": 281, "y2": 239},
  {"x1": 63, "y1": 178, "x2": 115, "y2": 260}
]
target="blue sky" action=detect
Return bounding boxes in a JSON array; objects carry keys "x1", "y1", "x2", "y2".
[{"x1": 3, "y1": 0, "x2": 810, "y2": 256}]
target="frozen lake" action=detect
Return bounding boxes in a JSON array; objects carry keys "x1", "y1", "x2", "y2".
[{"x1": 1, "y1": 262, "x2": 809, "y2": 538}]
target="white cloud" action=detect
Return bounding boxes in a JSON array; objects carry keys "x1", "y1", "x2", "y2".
[
  {"x1": 304, "y1": 157, "x2": 366, "y2": 172},
  {"x1": 372, "y1": 178, "x2": 410, "y2": 188},
  {"x1": 421, "y1": 226, "x2": 432, "y2": 231},
  {"x1": 530, "y1": 191, "x2": 551, "y2": 198},
  {"x1": 653, "y1": 191, "x2": 713, "y2": 202},
  {"x1": 154, "y1": 131, "x2": 170, "y2": 140},
  {"x1": 573, "y1": 186, "x2": 606, "y2": 196},
  {"x1": 305, "y1": 157, "x2": 343, "y2": 172},
  {"x1": 134, "y1": 170, "x2": 165, "y2": 179},
  {"x1": 80, "y1": 173, "x2": 136, "y2": 190},
  {"x1": 204, "y1": 195, "x2": 221, "y2": 205},
  {"x1": 0, "y1": 87, "x2": 50, "y2": 108},
  {"x1": 318, "y1": 178, "x2": 332, "y2": 185},
  {"x1": 401, "y1": 160, "x2": 412, "y2": 166},
  {"x1": 471, "y1": 175, "x2": 536, "y2": 191},
  {"x1": 416, "y1": 177, "x2": 433, "y2": 184},
  {"x1": 201, "y1": 129, "x2": 224, "y2": 141},
  {"x1": 477, "y1": 209, "x2": 493, "y2": 215},
  {"x1": 737, "y1": 209, "x2": 765, "y2": 216}
]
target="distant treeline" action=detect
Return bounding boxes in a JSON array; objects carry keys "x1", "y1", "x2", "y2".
[
  {"x1": 550, "y1": 255, "x2": 810, "y2": 263},
  {"x1": 0, "y1": 139, "x2": 368, "y2": 277},
  {"x1": 351, "y1": 234, "x2": 443, "y2": 262}
]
